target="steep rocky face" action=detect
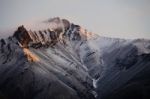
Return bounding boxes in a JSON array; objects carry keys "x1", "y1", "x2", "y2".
[
  {"x1": 13, "y1": 25, "x2": 32, "y2": 47},
  {"x1": 0, "y1": 18, "x2": 150, "y2": 99}
]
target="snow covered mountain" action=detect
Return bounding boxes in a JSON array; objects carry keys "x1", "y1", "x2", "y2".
[{"x1": 0, "y1": 17, "x2": 150, "y2": 99}]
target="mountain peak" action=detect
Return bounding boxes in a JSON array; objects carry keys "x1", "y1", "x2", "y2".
[{"x1": 12, "y1": 18, "x2": 94, "y2": 48}]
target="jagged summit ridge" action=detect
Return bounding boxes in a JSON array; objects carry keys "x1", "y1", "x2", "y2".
[{"x1": 13, "y1": 18, "x2": 94, "y2": 48}]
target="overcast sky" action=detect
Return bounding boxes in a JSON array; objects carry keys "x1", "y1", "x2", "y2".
[{"x1": 0, "y1": 0, "x2": 150, "y2": 39}]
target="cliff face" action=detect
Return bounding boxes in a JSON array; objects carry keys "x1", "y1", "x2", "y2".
[
  {"x1": 0, "y1": 18, "x2": 150, "y2": 99},
  {"x1": 13, "y1": 25, "x2": 32, "y2": 47}
]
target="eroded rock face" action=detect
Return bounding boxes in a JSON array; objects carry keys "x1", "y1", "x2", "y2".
[{"x1": 13, "y1": 25, "x2": 32, "y2": 47}]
